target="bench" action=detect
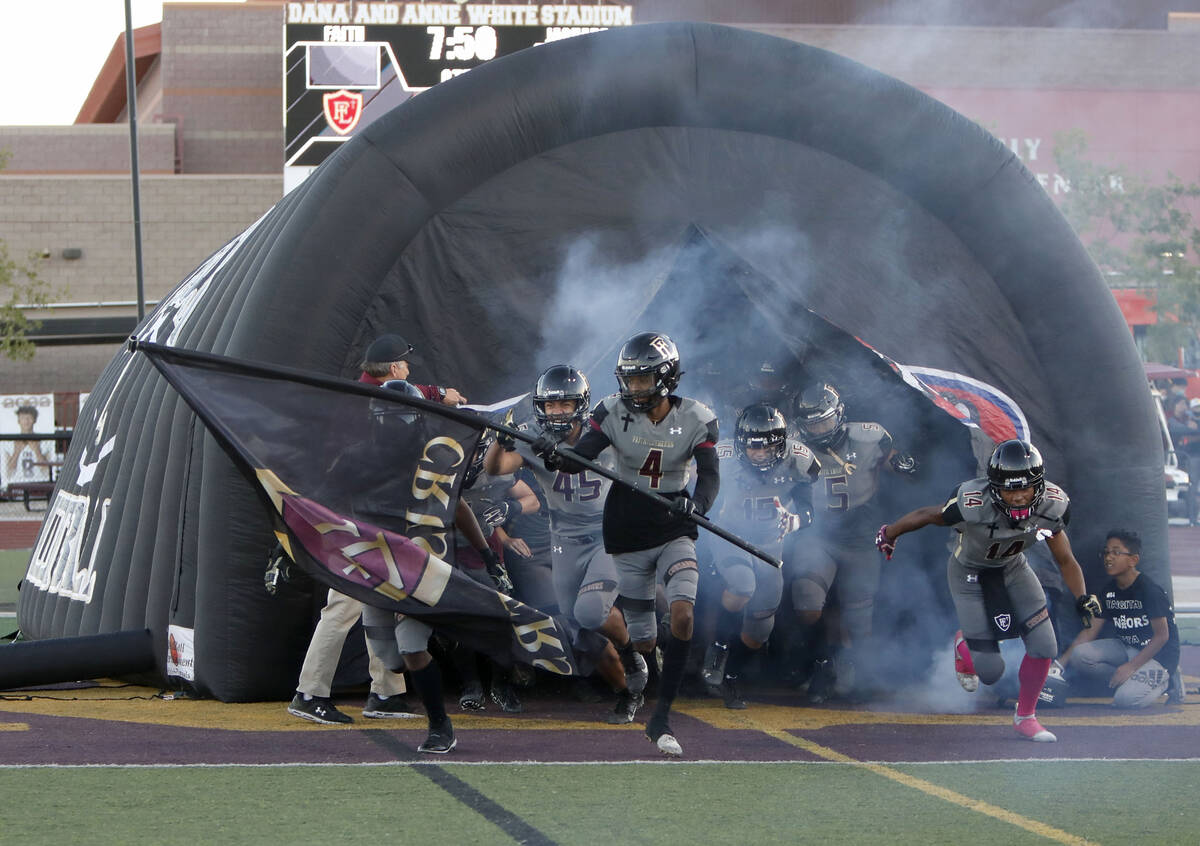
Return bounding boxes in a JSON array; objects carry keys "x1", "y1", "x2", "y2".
[{"x1": 6, "y1": 481, "x2": 55, "y2": 511}]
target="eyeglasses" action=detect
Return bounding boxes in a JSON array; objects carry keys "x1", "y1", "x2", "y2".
[{"x1": 1100, "y1": 550, "x2": 1135, "y2": 559}]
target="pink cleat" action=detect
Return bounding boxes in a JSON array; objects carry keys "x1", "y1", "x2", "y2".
[
  {"x1": 953, "y1": 630, "x2": 979, "y2": 693},
  {"x1": 1013, "y1": 708, "x2": 1056, "y2": 742}
]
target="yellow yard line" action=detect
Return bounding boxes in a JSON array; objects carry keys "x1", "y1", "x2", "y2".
[{"x1": 765, "y1": 727, "x2": 1097, "y2": 846}]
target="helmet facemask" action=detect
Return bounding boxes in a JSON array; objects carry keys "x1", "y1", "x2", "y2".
[
  {"x1": 533, "y1": 364, "x2": 590, "y2": 438},
  {"x1": 986, "y1": 439, "x2": 1046, "y2": 522},
  {"x1": 735, "y1": 404, "x2": 788, "y2": 473}
]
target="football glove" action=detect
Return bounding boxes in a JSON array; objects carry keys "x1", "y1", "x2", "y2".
[
  {"x1": 875, "y1": 524, "x2": 895, "y2": 560},
  {"x1": 773, "y1": 496, "x2": 811, "y2": 541},
  {"x1": 889, "y1": 452, "x2": 918, "y2": 475},
  {"x1": 496, "y1": 411, "x2": 517, "y2": 451},
  {"x1": 531, "y1": 434, "x2": 563, "y2": 471},
  {"x1": 481, "y1": 498, "x2": 519, "y2": 528},
  {"x1": 670, "y1": 495, "x2": 698, "y2": 517},
  {"x1": 1076, "y1": 593, "x2": 1101, "y2": 629},
  {"x1": 480, "y1": 547, "x2": 513, "y2": 594}
]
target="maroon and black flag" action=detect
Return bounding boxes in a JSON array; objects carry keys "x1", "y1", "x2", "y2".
[{"x1": 137, "y1": 341, "x2": 581, "y2": 676}]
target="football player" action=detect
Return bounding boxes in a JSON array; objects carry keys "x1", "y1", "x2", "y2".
[
  {"x1": 485, "y1": 364, "x2": 649, "y2": 725},
  {"x1": 786, "y1": 381, "x2": 917, "y2": 701},
  {"x1": 537, "y1": 332, "x2": 720, "y2": 757},
  {"x1": 703, "y1": 404, "x2": 820, "y2": 708},
  {"x1": 877, "y1": 439, "x2": 1100, "y2": 742}
]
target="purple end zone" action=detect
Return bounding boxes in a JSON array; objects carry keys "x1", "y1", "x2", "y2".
[{"x1": 4, "y1": 691, "x2": 1197, "y2": 766}]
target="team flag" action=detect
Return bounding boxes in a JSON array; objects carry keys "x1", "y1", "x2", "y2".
[{"x1": 138, "y1": 341, "x2": 581, "y2": 676}]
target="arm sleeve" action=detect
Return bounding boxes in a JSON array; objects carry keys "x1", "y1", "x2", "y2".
[
  {"x1": 786, "y1": 480, "x2": 814, "y2": 515},
  {"x1": 940, "y1": 487, "x2": 964, "y2": 526},
  {"x1": 691, "y1": 443, "x2": 720, "y2": 515},
  {"x1": 556, "y1": 422, "x2": 611, "y2": 473}
]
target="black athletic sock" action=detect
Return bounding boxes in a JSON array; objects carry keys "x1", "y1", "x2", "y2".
[
  {"x1": 714, "y1": 606, "x2": 741, "y2": 646},
  {"x1": 725, "y1": 638, "x2": 753, "y2": 680},
  {"x1": 651, "y1": 634, "x2": 690, "y2": 723},
  {"x1": 409, "y1": 662, "x2": 448, "y2": 727}
]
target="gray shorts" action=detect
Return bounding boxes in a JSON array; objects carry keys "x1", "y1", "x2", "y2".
[
  {"x1": 361, "y1": 603, "x2": 432, "y2": 659},
  {"x1": 552, "y1": 533, "x2": 619, "y2": 626},
  {"x1": 614, "y1": 536, "x2": 698, "y2": 604}
]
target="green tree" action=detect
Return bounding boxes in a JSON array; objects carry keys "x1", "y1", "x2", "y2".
[
  {"x1": 1055, "y1": 130, "x2": 1200, "y2": 365},
  {"x1": 0, "y1": 149, "x2": 52, "y2": 360}
]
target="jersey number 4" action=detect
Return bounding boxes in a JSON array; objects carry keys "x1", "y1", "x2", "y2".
[
  {"x1": 553, "y1": 470, "x2": 602, "y2": 502},
  {"x1": 639, "y1": 449, "x2": 664, "y2": 489}
]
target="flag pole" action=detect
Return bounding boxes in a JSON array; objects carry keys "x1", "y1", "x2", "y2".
[
  {"x1": 123, "y1": 0, "x2": 147, "y2": 321},
  {"x1": 128, "y1": 339, "x2": 781, "y2": 569}
]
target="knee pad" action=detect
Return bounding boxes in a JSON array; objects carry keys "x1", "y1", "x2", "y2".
[
  {"x1": 742, "y1": 608, "x2": 777, "y2": 644},
  {"x1": 664, "y1": 561, "x2": 699, "y2": 605},
  {"x1": 719, "y1": 560, "x2": 756, "y2": 598},
  {"x1": 967, "y1": 639, "x2": 1005, "y2": 685},
  {"x1": 1020, "y1": 610, "x2": 1058, "y2": 659},
  {"x1": 617, "y1": 595, "x2": 657, "y2": 643},
  {"x1": 791, "y1": 576, "x2": 828, "y2": 613},
  {"x1": 573, "y1": 587, "x2": 612, "y2": 632}
]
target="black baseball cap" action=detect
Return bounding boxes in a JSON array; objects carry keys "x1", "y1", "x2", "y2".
[{"x1": 363, "y1": 334, "x2": 414, "y2": 363}]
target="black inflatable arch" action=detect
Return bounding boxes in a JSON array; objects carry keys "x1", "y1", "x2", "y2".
[{"x1": 18, "y1": 23, "x2": 1164, "y2": 700}]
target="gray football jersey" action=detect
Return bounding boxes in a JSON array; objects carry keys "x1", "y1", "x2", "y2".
[
  {"x1": 714, "y1": 437, "x2": 819, "y2": 549},
  {"x1": 941, "y1": 477, "x2": 1070, "y2": 569},
  {"x1": 513, "y1": 421, "x2": 612, "y2": 539},
  {"x1": 809, "y1": 421, "x2": 892, "y2": 515},
  {"x1": 593, "y1": 394, "x2": 718, "y2": 493}
]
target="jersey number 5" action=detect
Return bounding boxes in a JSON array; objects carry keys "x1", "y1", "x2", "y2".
[{"x1": 825, "y1": 475, "x2": 849, "y2": 511}]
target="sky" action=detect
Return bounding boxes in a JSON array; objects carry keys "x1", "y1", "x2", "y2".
[{"x1": 0, "y1": 1, "x2": 244, "y2": 126}]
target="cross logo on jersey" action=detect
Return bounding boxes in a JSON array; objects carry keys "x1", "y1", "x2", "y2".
[
  {"x1": 620, "y1": 413, "x2": 634, "y2": 431},
  {"x1": 994, "y1": 613, "x2": 1012, "y2": 632}
]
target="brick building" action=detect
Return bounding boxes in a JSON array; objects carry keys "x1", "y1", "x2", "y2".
[{"x1": 1, "y1": 0, "x2": 1198, "y2": 410}]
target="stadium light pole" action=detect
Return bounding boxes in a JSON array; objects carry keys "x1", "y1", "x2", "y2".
[{"x1": 123, "y1": 0, "x2": 147, "y2": 322}]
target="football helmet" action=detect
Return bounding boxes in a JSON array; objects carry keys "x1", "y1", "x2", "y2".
[
  {"x1": 533, "y1": 364, "x2": 590, "y2": 438},
  {"x1": 735, "y1": 404, "x2": 788, "y2": 473},
  {"x1": 614, "y1": 332, "x2": 681, "y2": 413},
  {"x1": 794, "y1": 382, "x2": 846, "y2": 450},
  {"x1": 987, "y1": 439, "x2": 1045, "y2": 521}
]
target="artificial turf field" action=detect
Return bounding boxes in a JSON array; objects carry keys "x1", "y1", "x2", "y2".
[
  {"x1": 1, "y1": 680, "x2": 1197, "y2": 846},
  {"x1": 0, "y1": 759, "x2": 1195, "y2": 844},
  {"x1": 3, "y1": 541, "x2": 1199, "y2": 846}
]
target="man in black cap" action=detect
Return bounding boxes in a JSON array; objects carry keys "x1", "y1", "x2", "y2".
[
  {"x1": 357, "y1": 333, "x2": 467, "y2": 406},
  {"x1": 287, "y1": 334, "x2": 468, "y2": 724}
]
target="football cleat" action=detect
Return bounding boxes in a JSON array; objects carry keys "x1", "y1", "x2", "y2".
[
  {"x1": 646, "y1": 717, "x2": 683, "y2": 757},
  {"x1": 623, "y1": 649, "x2": 649, "y2": 696},
  {"x1": 721, "y1": 675, "x2": 747, "y2": 710},
  {"x1": 606, "y1": 689, "x2": 643, "y2": 725},
  {"x1": 418, "y1": 719, "x2": 457, "y2": 754},
  {"x1": 458, "y1": 682, "x2": 485, "y2": 711},
  {"x1": 1013, "y1": 708, "x2": 1056, "y2": 742},
  {"x1": 490, "y1": 681, "x2": 523, "y2": 714},
  {"x1": 954, "y1": 630, "x2": 979, "y2": 693},
  {"x1": 701, "y1": 641, "x2": 729, "y2": 688},
  {"x1": 807, "y1": 657, "x2": 837, "y2": 704}
]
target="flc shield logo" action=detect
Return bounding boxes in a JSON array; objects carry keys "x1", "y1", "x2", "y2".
[
  {"x1": 323, "y1": 90, "x2": 363, "y2": 135},
  {"x1": 994, "y1": 613, "x2": 1012, "y2": 632}
]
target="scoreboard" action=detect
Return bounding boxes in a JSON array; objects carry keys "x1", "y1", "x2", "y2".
[{"x1": 284, "y1": 2, "x2": 634, "y2": 192}]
